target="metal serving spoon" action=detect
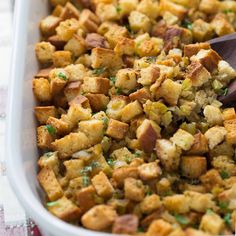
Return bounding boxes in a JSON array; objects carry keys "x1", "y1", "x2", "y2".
[{"x1": 209, "y1": 33, "x2": 236, "y2": 106}]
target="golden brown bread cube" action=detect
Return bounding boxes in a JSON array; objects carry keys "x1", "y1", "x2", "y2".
[
  {"x1": 64, "y1": 159, "x2": 84, "y2": 179},
  {"x1": 47, "y1": 196, "x2": 81, "y2": 221},
  {"x1": 138, "y1": 65, "x2": 160, "y2": 86},
  {"x1": 38, "y1": 152, "x2": 59, "y2": 176},
  {"x1": 223, "y1": 108, "x2": 236, "y2": 121},
  {"x1": 64, "y1": 81, "x2": 82, "y2": 102},
  {"x1": 34, "y1": 106, "x2": 58, "y2": 125},
  {"x1": 181, "y1": 156, "x2": 207, "y2": 179},
  {"x1": 76, "y1": 186, "x2": 96, "y2": 213},
  {"x1": 199, "y1": 0, "x2": 220, "y2": 14},
  {"x1": 203, "y1": 105, "x2": 223, "y2": 126},
  {"x1": 86, "y1": 93, "x2": 109, "y2": 112},
  {"x1": 128, "y1": 11, "x2": 151, "y2": 33},
  {"x1": 146, "y1": 219, "x2": 173, "y2": 236},
  {"x1": 60, "y1": 2, "x2": 80, "y2": 20},
  {"x1": 120, "y1": 101, "x2": 143, "y2": 122},
  {"x1": 191, "y1": 49, "x2": 221, "y2": 73},
  {"x1": 83, "y1": 77, "x2": 110, "y2": 95},
  {"x1": 50, "y1": 0, "x2": 69, "y2": 6},
  {"x1": 138, "y1": 162, "x2": 161, "y2": 180},
  {"x1": 211, "y1": 13, "x2": 234, "y2": 37},
  {"x1": 35, "y1": 67, "x2": 54, "y2": 79},
  {"x1": 51, "y1": 132, "x2": 90, "y2": 158},
  {"x1": 91, "y1": 171, "x2": 114, "y2": 198},
  {"x1": 37, "y1": 125, "x2": 55, "y2": 149},
  {"x1": 81, "y1": 205, "x2": 117, "y2": 230},
  {"x1": 224, "y1": 118, "x2": 236, "y2": 144},
  {"x1": 112, "y1": 214, "x2": 139, "y2": 235},
  {"x1": 52, "y1": 51, "x2": 72, "y2": 67},
  {"x1": 187, "y1": 132, "x2": 209, "y2": 155},
  {"x1": 79, "y1": 9, "x2": 100, "y2": 32},
  {"x1": 136, "y1": 119, "x2": 161, "y2": 153},
  {"x1": 185, "y1": 228, "x2": 212, "y2": 236},
  {"x1": 186, "y1": 61, "x2": 210, "y2": 87},
  {"x1": 192, "y1": 19, "x2": 214, "y2": 42},
  {"x1": 129, "y1": 87, "x2": 152, "y2": 104},
  {"x1": 40, "y1": 15, "x2": 61, "y2": 36},
  {"x1": 124, "y1": 177, "x2": 145, "y2": 202},
  {"x1": 33, "y1": 78, "x2": 52, "y2": 102},
  {"x1": 46, "y1": 117, "x2": 70, "y2": 135},
  {"x1": 112, "y1": 166, "x2": 139, "y2": 187},
  {"x1": 114, "y1": 37, "x2": 135, "y2": 56},
  {"x1": 105, "y1": 119, "x2": 129, "y2": 140},
  {"x1": 35, "y1": 42, "x2": 56, "y2": 64},
  {"x1": 140, "y1": 194, "x2": 162, "y2": 214},
  {"x1": 50, "y1": 78, "x2": 67, "y2": 96},
  {"x1": 184, "y1": 43, "x2": 210, "y2": 58},
  {"x1": 200, "y1": 169, "x2": 223, "y2": 191},
  {"x1": 64, "y1": 34, "x2": 86, "y2": 57},
  {"x1": 37, "y1": 167, "x2": 63, "y2": 201}
]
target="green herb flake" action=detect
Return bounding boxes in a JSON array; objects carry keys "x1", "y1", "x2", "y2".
[
  {"x1": 206, "y1": 209, "x2": 213, "y2": 215},
  {"x1": 107, "y1": 159, "x2": 114, "y2": 167},
  {"x1": 222, "y1": 88, "x2": 228, "y2": 96},
  {"x1": 116, "y1": 87, "x2": 122, "y2": 95},
  {"x1": 125, "y1": 24, "x2": 132, "y2": 33},
  {"x1": 224, "y1": 9, "x2": 233, "y2": 14},
  {"x1": 219, "y1": 201, "x2": 229, "y2": 210},
  {"x1": 109, "y1": 76, "x2": 117, "y2": 84},
  {"x1": 182, "y1": 19, "x2": 192, "y2": 30},
  {"x1": 82, "y1": 175, "x2": 90, "y2": 187},
  {"x1": 47, "y1": 201, "x2": 58, "y2": 207},
  {"x1": 102, "y1": 117, "x2": 109, "y2": 126},
  {"x1": 134, "y1": 150, "x2": 142, "y2": 157},
  {"x1": 92, "y1": 67, "x2": 106, "y2": 75},
  {"x1": 116, "y1": 5, "x2": 122, "y2": 13},
  {"x1": 146, "y1": 56, "x2": 156, "y2": 63},
  {"x1": 138, "y1": 227, "x2": 145, "y2": 232},
  {"x1": 220, "y1": 170, "x2": 230, "y2": 179},
  {"x1": 57, "y1": 72, "x2": 68, "y2": 81},
  {"x1": 45, "y1": 125, "x2": 56, "y2": 135},
  {"x1": 174, "y1": 214, "x2": 190, "y2": 225},
  {"x1": 224, "y1": 213, "x2": 231, "y2": 225},
  {"x1": 45, "y1": 152, "x2": 54, "y2": 157},
  {"x1": 90, "y1": 161, "x2": 100, "y2": 168}
]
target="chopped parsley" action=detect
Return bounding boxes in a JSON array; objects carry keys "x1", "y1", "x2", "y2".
[
  {"x1": 92, "y1": 67, "x2": 106, "y2": 75},
  {"x1": 47, "y1": 201, "x2": 58, "y2": 207},
  {"x1": 125, "y1": 155, "x2": 133, "y2": 163},
  {"x1": 134, "y1": 150, "x2": 142, "y2": 157},
  {"x1": 82, "y1": 176, "x2": 90, "y2": 187},
  {"x1": 107, "y1": 159, "x2": 114, "y2": 167},
  {"x1": 174, "y1": 214, "x2": 190, "y2": 225},
  {"x1": 146, "y1": 56, "x2": 156, "y2": 63},
  {"x1": 116, "y1": 87, "x2": 122, "y2": 95},
  {"x1": 224, "y1": 213, "x2": 231, "y2": 225},
  {"x1": 116, "y1": 5, "x2": 122, "y2": 13},
  {"x1": 220, "y1": 170, "x2": 230, "y2": 179},
  {"x1": 219, "y1": 201, "x2": 229, "y2": 210},
  {"x1": 217, "y1": 87, "x2": 229, "y2": 96},
  {"x1": 182, "y1": 19, "x2": 193, "y2": 30},
  {"x1": 57, "y1": 72, "x2": 68, "y2": 81},
  {"x1": 45, "y1": 152, "x2": 54, "y2": 157},
  {"x1": 125, "y1": 24, "x2": 132, "y2": 33},
  {"x1": 222, "y1": 87, "x2": 229, "y2": 96},
  {"x1": 45, "y1": 124, "x2": 56, "y2": 135},
  {"x1": 80, "y1": 161, "x2": 100, "y2": 175},
  {"x1": 102, "y1": 117, "x2": 109, "y2": 126},
  {"x1": 224, "y1": 9, "x2": 233, "y2": 14},
  {"x1": 109, "y1": 76, "x2": 117, "y2": 84},
  {"x1": 206, "y1": 209, "x2": 213, "y2": 215}
]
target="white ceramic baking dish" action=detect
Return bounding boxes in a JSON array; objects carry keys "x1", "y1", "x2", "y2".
[{"x1": 6, "y1": 0, "x2": 112, "y2": 235}]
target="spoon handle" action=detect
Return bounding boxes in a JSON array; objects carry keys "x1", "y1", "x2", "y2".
[{"x1": 209, "y1": 32, "x2": 236, "y2": 45}]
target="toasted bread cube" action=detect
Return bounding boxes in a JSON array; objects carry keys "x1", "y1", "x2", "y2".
[
  {"x1": 136, "y1": 119, "x2": 161, "y2": 153},
  {"x1": 91, "y1": 47, "x2": 123, "y2": 69},
  {"x1": 184, "y1": 191, "x2": 216, "y2": 213},
  {"x1": 147, "y1": 219, "x2": 172, "y2": 236},
  {"x1": 52, "y1": 50, "x2": 72, "y2": 67},
  {"x1": 217, "y1": 60, "x2": 236, "y2": 83},
  {"x1": 171, "y1": 129, "x2": 194, "y2": 151},
  {"x1": 181, "y1": 156, "x2": 207, "y2": 179},
  {"x1": 38, "y1": 152, "x2": 59, "y2": 175},
  {"x1": 64, "y1": 34, "x2": 86, "y2": 57},
  {"x1": 38, "y1": 167, "x2": 63, "y2": 201},
  {"x1": 112, "y1": 166, "x2": 139, "y2": 187},
  {"x1": 81, "y1": 205, "x2": 117, "y2": 230},
  {"x1": 60, "y1": 2, "x2": 80, "y2": 20},
  {"x1": 91, "y1": 171, "x2": 114, "y2": 198},
  {"x1": 35, "y1": 66, "x2": 54, "y2": 79},
  {"x1": 200, "y1": 169, "x2": 223, "y2": 191},
  {"x1": 64, "y1": 81, "x2": 82, "y2": 102},
  {"x1": 115, "y1": 69, "x2": 138, "y2": 94},
  {"x1": 138, "y1": 65, "x2": 160, "y2": 86},
  {"x1": 119, "y1": 0, "x2": 138, "y2": 15},
  {"x1": 64, "y1": 159, "x2": 84, "y2": 179},
  {"x1": 50, "y1": 0, "x2": 69, "y2": 6},
  {"x1": 79, "y1": 9, "x2": 100, "y2": 32},
  {"x1": 204, "y1": 105, "x2": 223, "y2": 126},
  {"x1": 120, "y1": 101, "x2": 143, "y2": 122},
  {"x1": 83, "y1": 77, "x2": 110, "y2": 95},
  {"x1": 51, "y1": 132, "x2": 90, "y2": 158},
  {"x1": 211, "y1": 13, "x2": 234, "y2": 37},
  {"x1": 140, "y1": 194, "x2": 162, "y2": 214},
  {"x1": 191, "y1": 49, "x2": 221, "y2": 73},
  {"x1": 34, "y1": 106, "x2": 58, "y2": 125},
  {"x1": 185, "y1": 228, "x2": 212, "y2": 236},
  {"x1": 163, "y1": 194, "x2": 190, "y2": 214},
  {"x1": 40, "y1": 15, "x2": 61, "y2": 36},
  {"x1": 65, "y1": 64, "x2": 88, "y2": 82},
  {"x1": 204, "y1": 126, "x2": 227, "y2": 149},
  {"x1": 46, "y1": 117, "x2": 69, "y2": 135},
  {"x1": 223, "y1": 108, "x2": 236, "y2": 121},
  {"x1": 158, "y1": 79, "x2": 182, "y2": 106},
  {"x1": 124, "y1": 177, "x2": 145, "y2": 202},
  {"x1": 156, "y1": 139, "x2": 181, "y2": 171},
  {"x1": 50, "y1": 78, "x2": 67, "y2": 96},
  {"x1": 169, "y1": 228, "x2": 185, "y2": 236},
  {"x1": 114, "y1": 37, "x2": 135, "y2": 56},
  {"x1": 138, "y1": 162, "x2": 161, "y2": 180},
  {"x1": 112, "y1": 214, "x2": 138, "y2": 235},
  {"x1": 129, "y1": 11, "x2": 151, "y2": 33},
  {"x1": 136, "y1": 0, "x2": 159, "y2": 19},
  {"x1": 184, "y1": 43, "x2": 211, "y2": 58},
  {"x1": 35, "y1": 42, "x2": 55, "y2": 64},
  {"x1": 159, "y1": 0, "x2": 187, "y2": 20},
  {"x1": 105, "y1": 119, "x2": 129, "y2": 140},
  {"x1": 96, "y1": 3, "x2": 118, "y2": 22},
  {"x1": 37, "y1": 126, "x2": 54, "y2": 149},
  {"x1": 200, "y1": 212, "x2": 224, "y2": 235},
  {"x1": 76, "y1": 186, "x2": 96, "y2": 212},
  {"x1": 187, "y1": 132, "x2": 208, "y2": 155},
  {"x1": 186, "y1": 61, "x2": 210, "y2": 87},
  {"x1": 86, "y1": 93, "x2": 109, "y2": 112},
  {"x1": 48, "y1": 196, "x2": 81, "y2": 221},
  {"x1": 33, "y1": 78, "x2": 52, "y2": 102},
  {"x1": 79, "y1": 119, "x2": 104, "y2": 145},
  {"x1": 192, "y1": 19, "x2": 214, "y2": 42},
  {"x1": 199, "y1": 0, "x2": 220, "y2": 14},
  {"x1": 129, "y1": 88, "x2": 152, "y2": 104},
  {"x1": 56, "y1": 18, "x2": 80, "y2": 41}
]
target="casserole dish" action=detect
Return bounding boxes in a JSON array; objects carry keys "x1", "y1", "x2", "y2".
[{"x1": 6, "y1": 0, "x2": 109, "y2": 235}]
